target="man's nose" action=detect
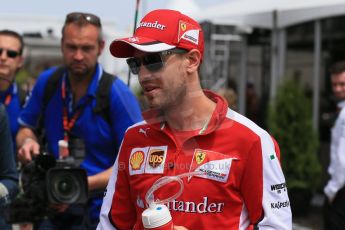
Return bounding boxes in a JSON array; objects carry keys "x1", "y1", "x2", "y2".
[
  {"x1": 0, "y1": 50, "x2": 7, "y2": 60},
  {"x1": 73, "y1": 49, "x2": 84, "y2": 60}
]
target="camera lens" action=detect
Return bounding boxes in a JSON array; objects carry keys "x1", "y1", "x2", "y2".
[
  {"x1": 47, "y1": 167, "x2": 88, "y2": 204},
  {"x1": 50, "y1": 172, "x2": 81, "y2": 203}
]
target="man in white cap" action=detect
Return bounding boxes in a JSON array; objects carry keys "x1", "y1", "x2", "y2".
[{"x1": 98, "y1": 9, "x2": 292, "y2": 230}]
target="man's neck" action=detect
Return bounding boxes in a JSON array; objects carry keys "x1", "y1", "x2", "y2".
[
  {"x1": 0, "y1": 76, "x2": 12, "y2": 92},
  {"x1": 68, "y1": 72, "x2": 94, "y2": 104},
  {"x1": 164, "y1": 91, "x2": 216, "y2": 131}
]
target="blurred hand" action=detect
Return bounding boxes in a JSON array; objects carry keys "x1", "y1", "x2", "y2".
[
  {"x1": 328, "y1": 196, "x2": 335, "y2": 204},
  {"x1": 19, "y1": 223, "x2": 33, "y2": 230},
  {"x1": 173, "y1": 226, "x2": 188, "y2": 230},
  {"x1": 49, "y1": 203, "x2": 70, "y2": 213},
  {"x1": 17, "y1": 138, "x2": 40, "y2": 164}
]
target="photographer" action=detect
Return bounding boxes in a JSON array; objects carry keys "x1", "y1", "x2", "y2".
[
  {"x1": 16, "y1": 12, "x2": 142, "y2": 229},
  {"x1": 0, "y1": 103, "x2": 19, "y2": 230}
]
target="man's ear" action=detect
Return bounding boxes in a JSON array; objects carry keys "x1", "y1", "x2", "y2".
[
  {"x1": 98, "y1": 40, "x2": 105, "y2": 56},
  {"x1": 60, "y1": 38, "x2": 64, "y2": 53},
  {"x1": 185, "y1": 49, "x2": 201, "y2": 74},
  {"x1": 17, "y1": 55, "x2": 24, "y2": 69}
]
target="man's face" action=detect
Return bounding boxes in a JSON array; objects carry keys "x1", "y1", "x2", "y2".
[
  {"x1": 135, "y1": 50, "x2": 188, "y2": 111},
  {"x1": 331, "y1": 72, "x2": 345, "y2": 101},
  {"x1": 0, "y1": 35, "x2": 23, "y2": 91},
  {"x1": 61, "y1": 23, "x2": 104, "y2": 78}
]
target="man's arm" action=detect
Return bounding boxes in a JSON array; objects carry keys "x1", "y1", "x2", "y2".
[
  {"x1": 16, "y1": 127, "x2": 40, "y2": 164},
  {"x1": 324, "y1": 115, "x2": 345, "y2": 202},
  {"x1": 98, "y1": 141, "x2": 137, "y2": 230},
  {"x1": 0, "y1": 105, "x2": 18, "y2": 201},
  {"x1": 88, "y1": 167, "x2": 112, "y2": 191},
  {"x1": 242, "y1": 133, "x2": 292, "y2": 229}
]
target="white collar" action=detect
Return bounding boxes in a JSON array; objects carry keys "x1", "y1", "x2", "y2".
[{"x1": 337, "y1": 100, "x2": 345, "y2": 109}]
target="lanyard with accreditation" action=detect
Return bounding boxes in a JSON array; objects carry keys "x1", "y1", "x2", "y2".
[{"x1": 59, "y1": 76, "x2": 90, "y2": 158}]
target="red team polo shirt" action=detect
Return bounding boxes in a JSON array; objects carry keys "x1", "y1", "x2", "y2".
[{"x1": 98, "y1": 90, "x2": 292, "y2": 230}]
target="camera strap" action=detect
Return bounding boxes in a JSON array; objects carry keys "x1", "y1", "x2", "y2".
[
  {"x1": 42, "y1": 66, "x2": 117, "y2": 126},
  {"x1": 38, "y1": 67, "x2": 118, "y2": 149}
]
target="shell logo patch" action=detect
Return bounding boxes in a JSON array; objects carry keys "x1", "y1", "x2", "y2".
[
  {"x1": 195, "y1": 150, "x2": 206, "y2": 165},
  {"x1": 129, "y1": 147, "x2": 149, "y2": 175},
  {"x1": 130, "y1": 151, "x2": 145, "y2": 170}
]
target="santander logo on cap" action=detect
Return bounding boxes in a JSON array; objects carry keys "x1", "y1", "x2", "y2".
[{"x1": 137, "y1": 20, "x2": 167, "y2": 31}]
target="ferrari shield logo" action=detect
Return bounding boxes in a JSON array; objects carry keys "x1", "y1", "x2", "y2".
[{"x1": 195, "y1": 151, "x2": 206, "y2": 165}]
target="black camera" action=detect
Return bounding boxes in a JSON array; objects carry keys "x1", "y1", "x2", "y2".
[{"x1": 4, "y1": 152, "x2": 88, "y2": 223}]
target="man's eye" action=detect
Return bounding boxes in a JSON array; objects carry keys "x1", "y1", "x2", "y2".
[
  {"x1": 82, "y1": 46, "x2": 94, "y2": 52},
  {"x1": 66, "y1": 45, "x2": 77, "y2": 51}
]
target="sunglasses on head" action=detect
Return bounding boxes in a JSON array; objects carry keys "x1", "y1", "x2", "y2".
[
  {"x1": 65, "y1": 12, "x2": 101, "y2": 27},
  {"x1": 126, "y1": 49, "x2": 188, "y2": 75},
  {"x1": 0, "y1": 48, "x2": 20, "y2": 58}
]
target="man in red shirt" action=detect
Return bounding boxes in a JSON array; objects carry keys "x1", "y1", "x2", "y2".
[{"x1": 98, "y1": 9, "x2": 292, "y2": 230}]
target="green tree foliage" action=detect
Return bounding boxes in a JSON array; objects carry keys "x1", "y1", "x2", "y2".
[
  {"x1": 268, "y1": 79, "x2": 321, "y2": 191},
  {"x1": 15, "y1": 69, "x2": 31, "y2": 86}
]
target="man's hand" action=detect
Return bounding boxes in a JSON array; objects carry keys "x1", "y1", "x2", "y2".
[
  {"x1": 17, "y1": 137, "x2": 40, "y2": 164},
  {"x1": 19, "y1": 223, "x2": 33, "y2": 230},
  {"x1": 328, "y1": 196, "x2": 335, "y2": 204},
  {"x1": 49, "y1": 203, "x2": 69, "y2": 213},
  {"x1": 173, "y1": 226, "x2": 188, "y2": 230}
]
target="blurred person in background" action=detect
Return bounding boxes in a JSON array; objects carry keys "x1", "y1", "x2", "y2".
[
  {"x1": 16, "y1": 12, "x2": 142, "y2": 229},
  {"x1": 324, "y1": 61, "x2": 345, "y2": 230},
  {"x1": 217, "y1": 87, "x2": 237, "y2": 110},
  {"x1": 0, "y1": 103, "x2": 19, "y2": 230},
  {"x1": 0, "y1": 29, "x2": 26, "y2": 153}
]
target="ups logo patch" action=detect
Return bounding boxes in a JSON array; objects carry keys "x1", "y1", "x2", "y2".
[{"x1": 148, "y1": 149, "x2": 165, "y2": 168}]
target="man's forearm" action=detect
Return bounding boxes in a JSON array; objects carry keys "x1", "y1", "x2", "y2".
[{"x1": 88, "y1": 167, "x2": 113, "y2": 191}]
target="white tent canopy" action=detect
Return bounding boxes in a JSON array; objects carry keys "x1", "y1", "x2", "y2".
[
  {"x1": 193, "y1": 0, "x2": 345, "y2": 29},
  {"x1": 192, "y1": 0, "x2": 345, "y2": 128}
]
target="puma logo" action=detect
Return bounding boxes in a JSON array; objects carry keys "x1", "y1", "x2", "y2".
[{"x1": 139, "y1": 128, "x2": 150, "y2": 137}]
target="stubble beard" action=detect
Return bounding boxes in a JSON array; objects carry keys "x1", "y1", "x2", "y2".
[
  {"x1": 67, "y1": 64, "x2": 92, "y2": 79},
  {"x1": 160, "y1": 79, "x2": 187, "y2": 113}
]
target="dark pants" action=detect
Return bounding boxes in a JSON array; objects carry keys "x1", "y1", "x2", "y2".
[
  {"x1": 324, "y1": 187, "x2": 345, "y2": 230},
  {"x1": 0, "y1": 214, "x2": 12, "y2": 230},
  {"x1": 34, "y1": 203, "x2": 98, "y2": 230}
]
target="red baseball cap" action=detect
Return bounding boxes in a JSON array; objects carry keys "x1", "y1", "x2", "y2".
[{"x1": 109, "y1": 9, "x2": 204, "y2": 59}]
